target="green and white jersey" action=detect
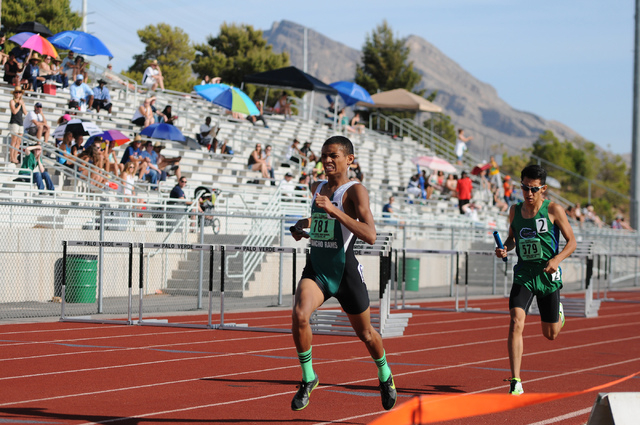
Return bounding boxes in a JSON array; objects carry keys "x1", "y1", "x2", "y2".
[
  {"x1": 511, "y1": 200, "x2": 560, "y2": 264},
  {"x1": 308, "y1": 180, "x2": 360, "y2": 295}
]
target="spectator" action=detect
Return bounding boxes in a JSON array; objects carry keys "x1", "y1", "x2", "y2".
[
  {"x1": 49, "y1": 57, "x2": 68, "y2": 88},
  {"x1": 57, "y1": 130, "x2": 76, "y2": 169},
  {"x1": 280, "y1": 172, "x2": 296, "y2": 194},
  {"x1": 503, "y1": 175, "x2": 514, "y2": 206},
  {"x1": 0, "y1": 32, "x2": 8, "y2": 66},
  {"x1": 406, "y1": 174, "x2": 422, "y2": 199},
  {"x1": 492, "y1": 187, "x2": 509, "y2": 212},
  {"x1": 338, "y1": 108, "x2": 350, "y2": 130},
  {"x1": 443, "y1": 174, "x2": 458, "y2": 197},
  {"x1": 488, "y1": 155, "x2": 501, "y2": 189},
  {"x1": 61, "y1": 51, "x2": 76, "y2": 80},
  {"x1": 3, "y1": 52, "x2": 21, "y2": 86},
  {"x1": 142, "y1": 59, "x2": 164, "y2": 91},
  {"x1": 92, "y1": 79, "x2": 113, "y2": 117},
  {"x1": 18, "y1": 144, "x2": 55, "y2": 192},
  {"x1": 263, "y1": 144, "x2": 275, "y2": 184},
  {"x1": 70, "y1": 133, "x2": 84, "y2": 157},
  {"x1": 103, "y1": 139, "x2": 120, "y2": 177},
  {"x1": 198, "y1": 116, "x2": 217, "y2": 146},
  {"x1": 382, "y1": 196, "x2": 396, "y2": 223},
  {"x1": 287, "y1": 139, "x2": 305, "y2": 164},
  {"x1": 349, "y1": 160, "x2": 364, "y2": 182},
  {"x1": 348, "y1": 112, "x2": 366, "y2": 134},
  {"x1": 247, "y1": 143, "x2": 270, "y2": 180},
  {"x1": 78, "y1": 143, "x2": 106, "y2": 187},
  {"x1": 23, "y1": 54, "x2": 44, "y2": 92},
  {"x1": 153, "y1": 142, "x2": 182, "y2": 180},
  {"x1": 131, "y1": 97, "x2": 154, "y2": 128},
  {"x1": 612, "y1": 215, "x2": 632, "y2": 230},
  {"x1": 8, "y1": 88, "x2": 27, "y2": 164},
  {"x1": 160, "y1": 105, "x2": 177, "y2": 125},
  {"x1": 140, "y1": 140, "x2": 164, "y2": 189},
  {"x1": 456, "y1": 171, "x2": 473, "y2": 214},
  {"x1": 169, "y1": 177, "x2": 203, "y2": 225},
  {"x1": 455, "y1": 128, "x2": 473, "y2": 165},
  {"x1": 69, "y1": 74, "x2": 94, "y2": 111},
  {"x1": 38, "y1": 55, "x2": 53, "y2": 80},
  {"x1": 120, "y1": 162, "x2": 137, "y2": 203},
  {"x1": 273, "y1": 92, "x2": 292, "y2": 118},
  {"x1": 573, "y1": 202, "x2": 585, "y2": 224},
  {"x1": 23, "y1": 102, "x2": 50, "y2": 143},
  {"x1": 73, "y1": 55, "x2": 87, "y2": 81},
  {"x1": 584, "y1": 204, "x2": 604, "y2": 228},
  {"x1": 200, "y1": 75, "x2": 221, "y2": 85},
  {"x1": 462, "y1": 201, "x2": 482, "y2": 221},
  {"x1": 103, "y1": 63, "x2": 135, "y2": 91},
  {"x1": 119, "y1": 135, "x2": 145, "y2": 178},
  {"x1": 246, "y1": 100, "x2": 269, "y2": 128},
  {"x1": 300, "y1": 142, "x2": 317, "y2": 165}
]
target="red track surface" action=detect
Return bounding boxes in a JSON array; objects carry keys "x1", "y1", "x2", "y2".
[{"x1": 1, "y1": 292, "x2": 639, "y2": 425}]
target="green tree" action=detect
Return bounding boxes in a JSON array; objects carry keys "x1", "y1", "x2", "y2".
[
  {"x1": 193, "y1": 23, "x2": 289, "y2": 102},
  {"x1": 1, "y1": 0, "x2": 82, "y2": 36},
  {"x1": 422, "y1": 113, "x2": 456, "y2": 144},
  {"x1": 125, "y1": 23, "x2": 196, "y2": 93},
  {"x1": 355, "y1": 20, "x2": 422, "y2": 95}
]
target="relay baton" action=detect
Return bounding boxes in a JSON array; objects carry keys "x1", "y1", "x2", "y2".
[
  {"x1": 493, "y1": 231, "x2": 508, "y2": 262},
  {"x1": 290, "y1": 226, "x2": 309, "y2": 238}
]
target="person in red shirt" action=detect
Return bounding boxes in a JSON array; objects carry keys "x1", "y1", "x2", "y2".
[
  {"x1": 503, "y1": 175, "x2": 514, "y2": 206},
  {"x1": 456, "y1": 171, "x2": 473, "y2": 214}
]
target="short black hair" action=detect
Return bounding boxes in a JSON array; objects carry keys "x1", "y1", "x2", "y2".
[
  {"x1": 521, "y1": 164, "x2": 547, "y2": 185},
  {"x1": 323, "y1": 135, "x2": 354, "y2": 155}
]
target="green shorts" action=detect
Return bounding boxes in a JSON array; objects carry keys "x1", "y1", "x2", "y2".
[{"x1": 512, "y1": 261, "x2": 562, "y2": 297}]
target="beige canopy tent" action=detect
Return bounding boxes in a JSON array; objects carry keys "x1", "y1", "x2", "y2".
[{"x1": 358, "y1": 88, "x2": 443, "y2": 112}]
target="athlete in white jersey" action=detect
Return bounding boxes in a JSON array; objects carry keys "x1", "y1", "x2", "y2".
[{"x1": 289, "y1": 136, "x2": 397, "y2": 412}]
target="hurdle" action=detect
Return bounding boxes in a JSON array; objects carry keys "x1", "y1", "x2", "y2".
[
  {"x1": 60, "y1": 240, "x2": 135, "y2": 325},
  {"x1": 599, "y1": 251, "x2": 640, "y2": 304},
  {"x1": 309, "y1": 232, "x2": 413, "y2": 338}
]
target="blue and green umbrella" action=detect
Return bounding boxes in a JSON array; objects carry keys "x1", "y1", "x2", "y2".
[{"x1": 194, "y1": 84, "x2": 260, "y2": 116}]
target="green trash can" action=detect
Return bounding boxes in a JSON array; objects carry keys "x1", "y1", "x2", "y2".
[
  {"x1": 65, "y1": 255, "x2": 97, "y2": 303},
  {"x1": 399, "y1": 258, "x2": 420, "y2": 291}
]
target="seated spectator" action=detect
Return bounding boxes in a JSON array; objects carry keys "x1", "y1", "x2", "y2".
[
  {"x1": 92, "y1": 79, "x2": 113, "y2": 117},
  {"x1": 23, "y1": 102, "x2": 50, "y2": 143},
  {"x1": 23, "y1": 54, "x2": 45, "y2": 92},
  {"x1": 49, "y1": 57, "x2": 68, "y2": 88},
  {"x1": 584, "y1": 203, "x2": 604, "y2": 228},
  {"x1": 10, "y1": 46, "x2": 29, "y2": 64},
  {"x1": 612, "y1": 215, "x2": 632, "y2": 230},
  {"x1": 9, "y1": 88, "x2": 27, "y2": 164},
  {"x1": 406, "y1": 174, "x2": 422, "y2": 198},
  {"x1": 77, "y1": 142, "x2": 106, "y2": 187},
  {"x1": 61, "y1": 51, "x2": 76, "y2": 80},
  {"x1": 103, "y1": 139, "x2": 120, "y2": 177},
  {"x1": 263, "y1": 144, "x2": 275, "y2": 184},
  {"x1": 247, "y1": 143, "x2": 270, "y2": 180},
  {"x1": 347, "y1": 112, "x2": 365, "y2": 134},
  {"x1": 348, "y1": 160, "x2": 364, "y2": 182},
  {"x1": 131, "y1": 97, "x2": 154, "y2": 128},
  {"x1": 492, "y1": 189, "x2": 508, "y2": 212},
  {"x1": 444, "y1": 174, "x2": 458, "y2": 197},
  {"x1": 382, "y1": 196, "x2": 397, "y2": 224},
  {"x1": 57, "y1": 131, "x2": 76, "y2": 169},
  {"x1": 39, "y1": 55, "x2": 54, "y2": 80},
  {"x1": 103, "y1": 63, "x2": 135, "y2": 91},
  {"x1": 120, "y1": 161, "x2": 137, "y2": 203},
  {"x1": 197, "y1": 116, "x2": 217, "y2": 145},
  {"x1": 140, "y1": 140, "x2": 164, "y2": 189},
  {"x1": 209, "y1": 137, "x2": 233, "y2": 156},
  {"x1": 142, "y1": 59, "x2": 164, "y2": 91},
  {"x1": 246, "y1": 100, "x2": 269, "y2": 128},
  {"x1": 3, "y1": 52, "x2": 22, "y2": 86},
  {"x1": 287, "y1": 139, "x2": 305, "y2": 165},
  {"x1": 160, "y1": 105, "x2": 177, "y2": 125},
  {"x1": 69, "y1": 75, "x2": 94, "y2": 111},
  {"x1": 573, "y1": 202, "x2": 585, "y2": 224},
  {"x1": 18, "y1": 144, "x2": 55, "y2": 192},
  {"x1": 273, "y1": 92, "x2": 292, "y2": 118},
  {"x1": 200, "y1": 75, "x2": 221, "y2": 85},
  {"x1": 300, "y1": 142, "x2": 317, "y2": 165},
  {"x1": 70, "y1": 133, "x2": 84, "y2": 157},
  {"x1": 461, "y1": 201, "x2": 482, "y2": 221},
  {"x1": 119, "y1": 135, "x2": 145, "y2": 178},
  {"x1": 0, "y1": 32, "x2": 8, "y2": 66},
  {"x1": 169, "y1": 177, "x2": 203, "y2": 228},
  {"x1": 153, "y1": 142, "x2": 182, "y2": 180},
  {"x1": 73, "y1": 55, "x2": 87, "y2": 81},
  {"x1": 280, "y1": 172, "x2": 296, "y2": 195}
]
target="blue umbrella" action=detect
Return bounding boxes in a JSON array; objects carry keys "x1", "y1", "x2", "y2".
[
  {"x1": 8, "y1": 32, "x2": 36, "y2": 46},
  {"x1": 140, "y1": 123, "x2": 185, "y2": 142},
  {"x1": 329, "y1": 81, "x2": 374, "y2": 106},
  {"x1": 194, "y1": 84, "x2": 260, "y2": 116},
  {"x1": 48, "y1": 30, "x2": 113, "y2": 57}
]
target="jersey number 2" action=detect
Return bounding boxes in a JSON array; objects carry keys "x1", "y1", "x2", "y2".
[{"x1": 536, "y1": 218, "x2": 548, "y2": 233}]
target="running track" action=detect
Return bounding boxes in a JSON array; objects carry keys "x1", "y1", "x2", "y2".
[{"x1": 1, "y1": 292, "x2": 639, "y2": 424}]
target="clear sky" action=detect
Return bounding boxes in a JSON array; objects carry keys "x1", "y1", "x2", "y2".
[{"x1": 71, "y1": 0, "x2": 635, "y2": 154}]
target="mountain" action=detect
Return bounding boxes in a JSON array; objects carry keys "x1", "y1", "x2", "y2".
[{"x1": 263, "y1": 20, "x2": 583, "y2": 158}]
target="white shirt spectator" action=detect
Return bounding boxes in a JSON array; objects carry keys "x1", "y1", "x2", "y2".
[{"x1": 23, "y1": 110, "x2": 44, "y2": 132}]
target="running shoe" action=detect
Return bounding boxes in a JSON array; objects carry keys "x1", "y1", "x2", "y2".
[
  {"x1": 559, "y1": 302, "x2": 565, "y2": 328},
  {"x1": 505, "y1": 377, "x2": 524, "y2": 395},
  {"x1": 379, "y1": 375, "x2": 397, "y2": 410},
  {"x1": 291, "y1": 373, "x2": 319, "y2": 411}
]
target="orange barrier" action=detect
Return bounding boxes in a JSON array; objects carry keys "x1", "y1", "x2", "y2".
[{"x1": 369, "y1": 371, "x2": 639, "y2": 425}]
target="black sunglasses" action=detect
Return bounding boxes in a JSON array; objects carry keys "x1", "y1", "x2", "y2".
[{"x1": 521, "y1": 184, "x2": 545, "y2": 193}]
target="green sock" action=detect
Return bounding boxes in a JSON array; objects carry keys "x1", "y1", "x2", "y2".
[
  {"x1": 374, "y1": 351, "x2": 391, "y2": 382},
  {"x1": 297, "y1": 347, "x2": 315, "y2": 383}
]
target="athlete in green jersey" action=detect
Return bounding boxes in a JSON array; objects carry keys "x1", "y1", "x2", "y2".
[
  {"x1": 495, "y1": 164, "x2": 576, "y2": 395},
  {"x1": 290, "y1": 136, "x2": 397, "y2": 412}
]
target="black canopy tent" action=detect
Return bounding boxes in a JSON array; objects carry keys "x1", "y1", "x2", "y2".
[{"x1": 243, "y1": 66, "x2": 338, "y2": 120}]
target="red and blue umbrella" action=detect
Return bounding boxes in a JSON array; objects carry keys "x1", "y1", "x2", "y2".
[
  {"x1": 329, "y1": 81, "x2": 374, "y2": 106},
  {"x1": 9, "y1": 33, "x2": 58, "y2": 58},
  {"x1": 100, "y1": 129, "x2": 130, "y2": 146},
  {"x1": 194, "y1": 83, "x2": 260, "y2": 116},
  {"x1": 140, "y1": 123, "x2": 185, "y2": 142},
  {"x1": 48, "y1": 30, "x2": 113, "y2": 57}
]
